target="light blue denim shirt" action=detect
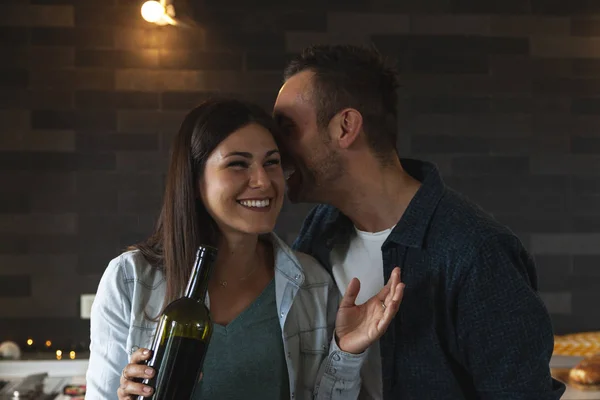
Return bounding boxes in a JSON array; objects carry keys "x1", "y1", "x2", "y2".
[{"x1": 85, "y1": 233, "x2": 366, "y2": 400}]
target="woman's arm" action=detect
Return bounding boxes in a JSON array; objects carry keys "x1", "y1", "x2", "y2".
[
  {"x1": 313, "y1": 282, "x2": 365, "y2": 400},
  {"x1": 85, "y1": 256, "x2": 132, "y2": 400},
  {"x1": 313, "y1": 267, "x2": 404, "y2": 400}
]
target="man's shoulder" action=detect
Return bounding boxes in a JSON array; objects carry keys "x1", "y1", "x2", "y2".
[
  {"x1": 428, "y1": 187, "x2": 525, "y2": 260},
  {"x1": 301, "y1": 203, "x2": 338, "y2": 228},
  {"x1": 292, "y1": 203, "x2": 339, "y2": 250}
]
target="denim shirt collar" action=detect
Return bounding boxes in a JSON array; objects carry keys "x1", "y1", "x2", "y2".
[{"x1": 269, "y1": 233, "x2": 305, "y2": 286}]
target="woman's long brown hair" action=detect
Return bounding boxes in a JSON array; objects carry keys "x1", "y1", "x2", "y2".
[{"x1": 129, "y1": 98, "x2": 282, "y2": 319}]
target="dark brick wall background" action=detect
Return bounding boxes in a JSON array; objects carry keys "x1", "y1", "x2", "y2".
[{"x1": 0, "y1": 0, "x2": 599, "y2": 348}]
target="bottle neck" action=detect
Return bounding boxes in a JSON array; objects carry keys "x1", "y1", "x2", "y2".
[{"x1": 184, "y1": 246, "x2": 218, "y2": 302}]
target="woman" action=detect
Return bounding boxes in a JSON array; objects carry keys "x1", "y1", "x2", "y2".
[{"x1": 85, "y1": 99, "x2": 403, "y2": 400}]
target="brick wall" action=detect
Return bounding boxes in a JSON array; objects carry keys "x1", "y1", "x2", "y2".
[{"x1": 0, "y1": 0, "x2": 599, "y2": 347}]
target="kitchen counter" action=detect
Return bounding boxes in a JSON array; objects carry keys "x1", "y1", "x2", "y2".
[
  {"x1": 0, "y1": 356, "x2": 598, "y2": 399},
  {"x1": 551, "y1": 356, "x2": 600, "y2": 400},
  {"x1": 0, "y1": 358, "x2": 88, "y2": 379},
  {"x1": 0, "y1": 359, "x2": 88, "y2": 399}
]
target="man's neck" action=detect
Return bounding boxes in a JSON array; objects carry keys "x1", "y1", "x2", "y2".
[{"x1": 330, "y1": 157, "x2": 421, "y2": 233}]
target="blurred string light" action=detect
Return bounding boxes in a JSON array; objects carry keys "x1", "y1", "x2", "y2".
[{"x1": 141, "y1": 0, "x2": 178, "y2": 26}]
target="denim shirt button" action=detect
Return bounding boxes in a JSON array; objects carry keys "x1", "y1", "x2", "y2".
[{"x1": 332, "y1": 353, "x2": 341, "y2": 361}]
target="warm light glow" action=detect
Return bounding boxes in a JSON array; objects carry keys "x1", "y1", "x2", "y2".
[
  {"x1": 69, "y1": 351, "x2": 76, "y2": 360},
  {"x1": 26, "y1": 339, "x2": 33, "y2": 346},
  {"x1": 56, "y1": 350, "x2": 62, "y2": 356},
  {"x1": 141, "y1": 1, "x2": 165, "y2": 23},
  {"x1": 45, "y1": 340, "x2": 52, "y2": 347}
]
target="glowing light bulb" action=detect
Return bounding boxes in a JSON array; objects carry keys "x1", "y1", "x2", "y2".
[
  {"x1": 26, "y1": 339, "x2": 33, "y2": 346},
  {"x1": 69, "y1": 351, "x2": 76, "y2": 360},
  {"x1": 141, "y1": 1, "x2": 165, "y2": 24},
  {"x1": 45, "y1": 340, "x2": 52, "y2": 347}
]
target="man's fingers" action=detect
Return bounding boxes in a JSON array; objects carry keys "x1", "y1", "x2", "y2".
[{"x1": 340, "y1": 278, "x2": 361, "y2": 308}]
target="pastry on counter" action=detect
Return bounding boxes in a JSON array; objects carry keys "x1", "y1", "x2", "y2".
[
  {"x1": 554, "y1": 331, "x2": 600, "y2": 357},
  {"x1": 569, "y1": 353, "x2": 600, "y2": 391}
]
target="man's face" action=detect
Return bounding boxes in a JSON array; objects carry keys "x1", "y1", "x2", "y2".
[{"x1": 273, "y1": 71, "x2": 343, "y2": 204}]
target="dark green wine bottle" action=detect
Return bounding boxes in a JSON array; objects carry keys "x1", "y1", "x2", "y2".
[{"x1": 137, "y1": 245, "x2": 218, "y2": 400}]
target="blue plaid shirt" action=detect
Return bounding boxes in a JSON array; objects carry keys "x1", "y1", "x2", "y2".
[{"x1": 292, "y1": 159, "x2": 566, "y2": 400}]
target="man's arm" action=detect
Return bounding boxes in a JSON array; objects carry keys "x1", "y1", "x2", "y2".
[{"x1": 455, "y1": 234, "x2": 566, "y2": 400}]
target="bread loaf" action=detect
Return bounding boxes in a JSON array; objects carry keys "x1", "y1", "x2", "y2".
[{"x1": 569, "y1": 353, "x2": 600, "y2": 391}]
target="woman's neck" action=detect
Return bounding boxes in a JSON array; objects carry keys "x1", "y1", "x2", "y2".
[{"x1": 213, "y1": 232, "x2": 265, "y2": 282}]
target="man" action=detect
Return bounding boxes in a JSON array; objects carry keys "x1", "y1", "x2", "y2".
[{"x1": 273, "y1": 44, "x2": 566, "y2": 399}]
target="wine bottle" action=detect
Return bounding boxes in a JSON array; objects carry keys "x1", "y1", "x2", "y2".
[{"x1": 138, "y1": 245, "x2": 218, "y2": 400}]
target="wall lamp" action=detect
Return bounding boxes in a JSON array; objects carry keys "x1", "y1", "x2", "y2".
[{"x1": 141, "y1": 0, "x2": 179, "y2": 26}]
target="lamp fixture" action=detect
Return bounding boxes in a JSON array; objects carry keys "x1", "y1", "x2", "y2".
[{"x1": 141, "y1": 0, "x2": 178, "y2": 26}]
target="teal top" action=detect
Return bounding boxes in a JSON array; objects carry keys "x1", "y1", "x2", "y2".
[{"x1": 193, "y1": 279, "x2": 290, "y2": 400}]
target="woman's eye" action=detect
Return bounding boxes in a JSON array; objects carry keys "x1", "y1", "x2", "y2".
[
  {"x1": 227, "y1": 161, "x2": 248, "y2": 168},
  {"x1": 265, "y1": 159, "x2": 281, "y2": 167}
]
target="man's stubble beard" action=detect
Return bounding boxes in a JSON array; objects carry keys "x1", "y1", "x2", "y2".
[{"x1": 303, "y1": 135, "x2": 345, "y2": 204}]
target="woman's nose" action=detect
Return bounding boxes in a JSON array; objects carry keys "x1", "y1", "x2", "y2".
[{"x1": 249, "y1": 166, "x2": 271, "y2": 189}]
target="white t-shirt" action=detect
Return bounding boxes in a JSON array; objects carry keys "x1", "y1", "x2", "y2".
[{"x1": 330, "y1": 225, "x2": 394, "y2": 400}]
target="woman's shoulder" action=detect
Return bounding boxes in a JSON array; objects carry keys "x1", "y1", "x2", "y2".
[
  {"x1": 95, "y1": 249, "x2": 166, "y2": 323},
  {"x1": 99, "y1": 249, "x2": 166, "y2": 296},
  {"x1": 104, "y1": 248, "x2": 159, "y2": 277},
  {"x1": 292, "y1": 251, "x2": 326, "y2": 273},
  {"x1": 269, "y1": 233, "x2": 333, "y2": 286}
]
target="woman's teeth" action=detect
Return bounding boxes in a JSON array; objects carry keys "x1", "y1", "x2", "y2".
[{"x1": 239, "y1": 199, "x2": 270, "y2": 208}]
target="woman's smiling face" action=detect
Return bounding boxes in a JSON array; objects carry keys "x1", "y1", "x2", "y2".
[{"x1": 199, "y1": 123, "x2": 285, "y2": 236}]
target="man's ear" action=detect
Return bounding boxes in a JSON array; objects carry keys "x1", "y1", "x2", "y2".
[{"x1": 335, "y1": 108, "x2": 363, "y2": 150}]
